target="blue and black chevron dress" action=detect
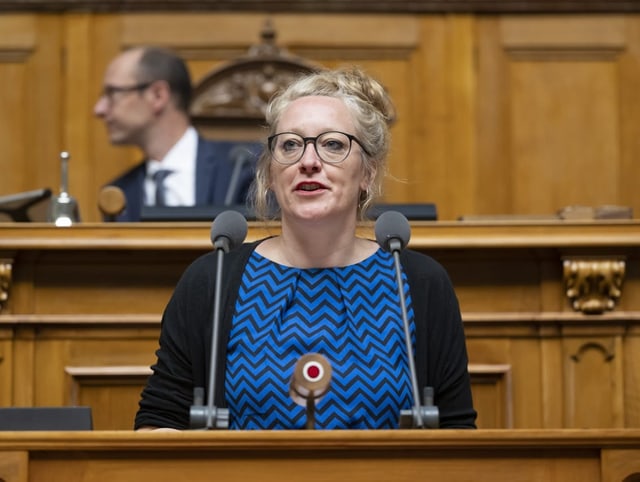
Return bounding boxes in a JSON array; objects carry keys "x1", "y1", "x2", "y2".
[{"x1": 225, "y1": 248, "x2": 416, "y2": 429}]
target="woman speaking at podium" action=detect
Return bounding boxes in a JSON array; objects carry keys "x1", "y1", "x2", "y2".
[{"x1": 135, "y1": 66, "x2": 477, "y2": 430}]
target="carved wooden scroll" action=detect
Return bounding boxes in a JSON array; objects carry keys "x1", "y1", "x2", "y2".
[
  {"x1": 563, "y1": 257, "x2": 625, "y2": 314},
  {"x1": 0, "y1": 260, "x2": 12, "y2": 313},
  {"x1": 190, "y1": 20, "x2": 321, "y2": 124}
]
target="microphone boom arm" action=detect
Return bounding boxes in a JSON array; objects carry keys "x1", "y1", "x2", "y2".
[
  {"x1": 189, "y1": 210, "x2": 247, "y2": 430},
  {"x1": 391, "y1": 243, "x2": 439, "y2": 429},
  {"x1": 390, "y1": 241, "x2": 425, "y2": 428},
  {"x1": 208, "y1": 245, "x2": 229, "y2": 428},
  {"x1": 377, "y1": 210, "x2": 440, "y2": 429},
  {"x1": 189, "y1": 237, "x2": 231, "y2": 430}
]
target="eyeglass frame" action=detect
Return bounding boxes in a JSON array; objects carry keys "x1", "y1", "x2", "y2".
[
  {"x1": 267, "y1": 130, "x2": 371, "y2": 165},
  {"x1": 99, "y1": 82, "x2": 153, "y2": 103}
]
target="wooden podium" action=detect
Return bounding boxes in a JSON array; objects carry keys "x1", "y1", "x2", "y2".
[
  {"x1": 0, "y1": 429, "x2": 639, "y2": 482},
  {"x1": 2, "y1": 221, "x2": 640, "y2": 430}
]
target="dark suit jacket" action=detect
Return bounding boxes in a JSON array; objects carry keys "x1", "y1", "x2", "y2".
[{"x1": 106, "y1": 137, "x2": 261, "y2": 222}]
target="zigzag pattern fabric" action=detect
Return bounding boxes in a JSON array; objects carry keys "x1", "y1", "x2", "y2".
[{"x1": 225, "y1": 248, "x2": 416, "y2": 429}]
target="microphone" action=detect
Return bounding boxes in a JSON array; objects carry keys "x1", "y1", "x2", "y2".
[
  {"x1": 97, "y1": 186, "x2": 126, "y2": 222},
  {"x1": 190, "y1": 210, "x2": 248, "y2": 429},
  {"x1": 0, "y1": 188, "x2": 51, "y2": 222},
  {"x1": 289, "y1": 353, "x2": 333, "y2": 430},
  {"x1": 375, "y1": 210, "x2": 439, "y2": 429},
  {"x1": 375, "y1": 209, "x2": 411, "y2": 252},
  {"x1": 224, "y1": 145, "x2": 255, "y2": 206},
  {"x1": 210, "y1": 209, "x2": 248, "y2": 252}
]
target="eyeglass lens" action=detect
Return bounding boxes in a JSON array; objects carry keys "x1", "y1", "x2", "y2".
[
  {"x1": 102, "y1": 83, "x2": 150, "y2": 102},
  {"x1": 270, "y1": 131, "x2": 353, "y2": 164}
]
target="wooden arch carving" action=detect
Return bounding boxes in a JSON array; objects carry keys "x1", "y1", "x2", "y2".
[{"x1": 190, "y1": 21, "x2": 322, "y2": 141}]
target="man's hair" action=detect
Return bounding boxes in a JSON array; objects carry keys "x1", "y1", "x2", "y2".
[{"x1": 136, "y1": 47, "x2": 192, "y2": 113}]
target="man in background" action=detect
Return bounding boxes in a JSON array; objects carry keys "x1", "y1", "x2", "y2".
[{"x1": 95, "y1": 46, "x2": 259, "y2": 221}]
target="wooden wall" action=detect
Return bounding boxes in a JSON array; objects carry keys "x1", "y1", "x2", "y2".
[{"x1": 1, "y1": 9, "x2": 640, "y2": 221}]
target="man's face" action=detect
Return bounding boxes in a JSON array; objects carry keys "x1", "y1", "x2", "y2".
[{"x1": 93, "y1": 50, "x2": 155, "y2": 147}]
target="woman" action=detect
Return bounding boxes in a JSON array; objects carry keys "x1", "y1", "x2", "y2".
[{"x1": 135, "y1": 66, "x2": 476, "y2": 430}]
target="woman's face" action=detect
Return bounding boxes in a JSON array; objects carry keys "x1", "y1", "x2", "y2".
[{"x1": 269, "y1": 95, "x2": 369, "y2": 224}]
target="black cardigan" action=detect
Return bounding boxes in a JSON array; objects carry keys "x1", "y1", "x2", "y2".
[{"x1": 135, "y1": 241, "x2": 477, "y2": 429}]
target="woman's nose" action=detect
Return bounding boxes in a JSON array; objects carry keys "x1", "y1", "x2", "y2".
[{"x1": 298, "y1": 141, "x2": 322, "y2": 171}]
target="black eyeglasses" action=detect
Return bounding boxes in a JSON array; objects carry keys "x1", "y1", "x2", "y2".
[
  {"x1": 100, "y1": 82, "x2": 152, "y2": 103},
  {"x1": 268, "y1": 131, "x2": 370, "y2": 165}
]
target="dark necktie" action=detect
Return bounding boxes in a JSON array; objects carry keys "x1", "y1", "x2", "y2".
[{"x1": 153, "y1": 169, "x2": 172, "y2": 206}]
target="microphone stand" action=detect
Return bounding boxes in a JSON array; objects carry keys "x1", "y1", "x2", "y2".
[
  {"x1": 0, "y1": 188, "x2": 51, "y2": 222},
  {"x1": 189, "y1": 236, "x2": 231, "y2": 430},
  {"x1": 305, "y1": 398, "x2": 317, "y2": 430},
  {"x1": 388, "y1": 238, "x2": 439, "y2": 429},
  {"x1": 224, "y1": 147, "x2": 251, "y2": 206}
]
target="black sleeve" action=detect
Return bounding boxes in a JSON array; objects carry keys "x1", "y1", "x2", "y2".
[
  {"x1": 402, "y1": 250, "x2": 477, "y2": 429},
  {"x1": 134, "y1": 243, "x2": 257, "y2": 430},
  {"x1": 134, "y1": 252, "x2": 216, "y2": 430}
]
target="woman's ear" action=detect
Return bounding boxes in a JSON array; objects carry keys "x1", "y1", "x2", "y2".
[{"x1": 360, "y1": 166, "x2": 377, "y2": 192}]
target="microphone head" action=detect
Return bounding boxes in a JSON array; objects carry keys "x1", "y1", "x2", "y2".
[
  {"x1": 210, "y1": 210, "x2": 248, "y2": 251},
  {"x1": 229, "y1": 145, "x2": 255, "y2": 164},
  {"x1": 97, "y1": 186, "x2": 126, "y2": 219},
  {"x1": 375, "y1": 210, "x2": 411, "y2": 252},
  {"x1": 290, "y1": 353, "x2": 333, "y2": 406}
]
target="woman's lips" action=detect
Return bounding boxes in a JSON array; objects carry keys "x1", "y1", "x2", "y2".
[{"x1": 296, "y1": 182, "x2": 326, "y2": 192}]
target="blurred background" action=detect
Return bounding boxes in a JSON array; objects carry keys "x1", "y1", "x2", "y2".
[{"x1": 1, "y1": 1, "x2": 639, "y2": 221}]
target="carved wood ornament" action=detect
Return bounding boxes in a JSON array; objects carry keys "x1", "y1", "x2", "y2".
[
  {"x1": 563, "y1": 257, "x2": 625, "y2": 314},
  {"x1": 190, "y1": 20, "x2": 321, "y2": 126},
  {"x1": 0, "y1": 260, "x2": 12, "y2": 313}
]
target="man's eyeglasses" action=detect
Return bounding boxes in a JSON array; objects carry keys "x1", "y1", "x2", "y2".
[
  {"x1": 268, "y1": 131, "x2": 370, "y2": 165},
  {"x1": 100, "y1": 82, "x2": 152, "y2": 103}
]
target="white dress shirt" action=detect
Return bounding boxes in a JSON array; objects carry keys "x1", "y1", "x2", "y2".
[{"x1": 145, "y1": 127, "x2": 198, "y2": 206}]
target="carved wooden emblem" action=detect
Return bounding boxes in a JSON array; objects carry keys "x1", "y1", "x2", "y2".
[
  {"x1": 0, "y1": 260, "x2": 12, "y2": 313},
  {"x1": 563, "y1": 257, "x2": 625, "y2": 314},
  {"x1": 190, "y1": 20, "x2": 321, "y2": 122}
]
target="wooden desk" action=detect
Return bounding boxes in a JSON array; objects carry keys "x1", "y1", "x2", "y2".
[
  {"x1": 1, "y1": 221, "x2": 639, "y2": 430},
  {"x1": 0, "y1": 429, "x2": 639, "y2": 482}
]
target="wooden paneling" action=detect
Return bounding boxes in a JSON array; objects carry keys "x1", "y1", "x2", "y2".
[
  {"x1": 0, "y1": 450, "x2": 27, "y2": 482},
  {"x1": 475, "y1": 15, "x2": 640, "y2": 220},
  {"x1": 1, "y1": 0, "x2": 639, "y2": 13},
  {"x1": 468, "y1": 363, "x2": 513, "y2": 428},
  {"x1": 7, "y1": 316, "x2": 160, "y2": 409},
  {"x1": 0, "y1": 329, "x2": 12, "y2": 407},
  {"x1": 0, "y1": 15, "x2": 61, "y2": 202},
  {"x1": 1, "y1": 13, "x2": 639, "y2": 221},
  {"x1": 65, "y1": 365, "x2": 152, "y2": 430}
]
